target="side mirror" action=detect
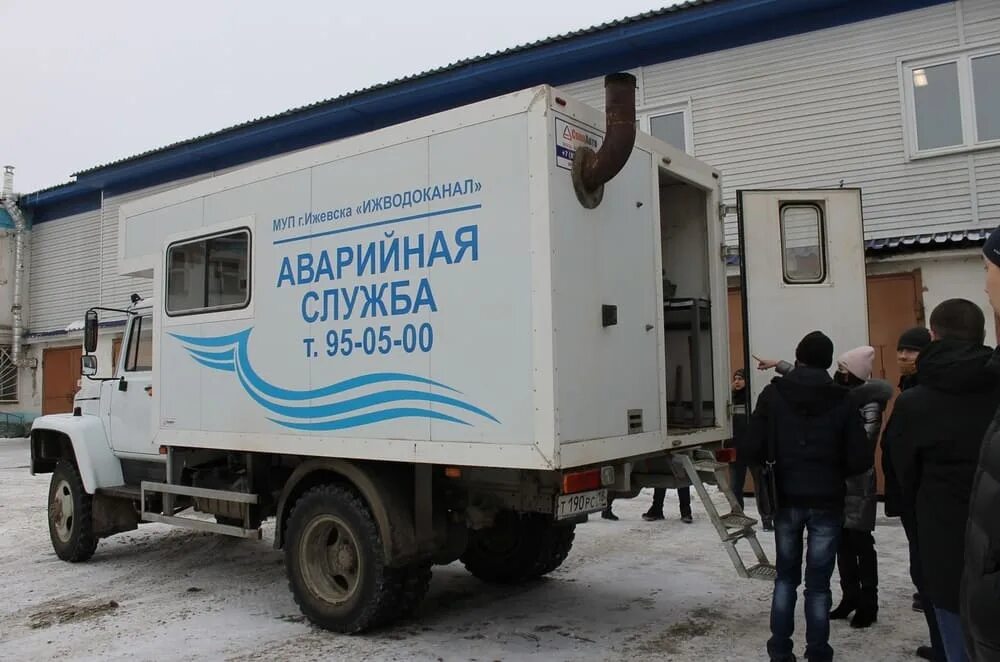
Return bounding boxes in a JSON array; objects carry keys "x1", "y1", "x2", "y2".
[
  {"x1": 81, "y1": 355, "x2": 98, "y2": 377},
  {"x1": 84, "y1": 310, "x2": 99, "y2": 354}
]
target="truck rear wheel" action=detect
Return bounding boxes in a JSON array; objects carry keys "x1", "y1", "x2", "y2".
[
  {"x1": 48, "y1": 460, "x2": 99, "y2": 562},
  {"x1": 393, "y1": 563, "x2": 432, "y2": 619},
  {"x1": 461, "y1": 511, "x2": 575, "y2": 584},
  {"x1": 284, "y1": 484, "x2": 399, "y2": 633}
]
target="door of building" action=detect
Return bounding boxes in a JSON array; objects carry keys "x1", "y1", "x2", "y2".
[
  {"x1": 866, "y1": 271, "x2": 923, "y2": 493},
  {"x1": 42, "y1": 345, "x2": 82, "y2": 414}
]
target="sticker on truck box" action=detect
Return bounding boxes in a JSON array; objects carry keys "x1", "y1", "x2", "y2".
[
  {"x1": 555, "y1": 118, "x2": 602, "y2": 171},
  {"x1": 171, "y1": 329, "x2": 499, "y2": 431}
]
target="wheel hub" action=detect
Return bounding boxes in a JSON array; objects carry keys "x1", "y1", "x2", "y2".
[
  {"x1": 299, "y1": 515, "x2": 363, "y2": 605},
  {"x1": 50, "y1": 479, "x2": 74, "y2": 543}
]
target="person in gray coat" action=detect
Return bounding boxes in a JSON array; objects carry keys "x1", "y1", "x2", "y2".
[
  {"x1": 827, "y1": 346, "x2": 892, "y2": 628},
  {"x1": 759, "y1": 347, "x2": 892, "y2": 628}
]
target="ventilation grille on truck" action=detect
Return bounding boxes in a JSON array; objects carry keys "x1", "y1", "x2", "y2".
[{"x1": 628, "y1": 409, "x2": 643, "y2": 434}]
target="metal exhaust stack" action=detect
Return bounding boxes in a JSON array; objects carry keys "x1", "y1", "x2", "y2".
[{"x1": 571, "y1": 72, "x2": 637, "y2": 208}]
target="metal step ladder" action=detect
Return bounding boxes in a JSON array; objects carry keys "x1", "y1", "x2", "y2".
[{"x1": 674, "y1": 449, "x2": 775, "y2": 581}]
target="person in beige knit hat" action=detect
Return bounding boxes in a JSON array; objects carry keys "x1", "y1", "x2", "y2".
[{"x1": 828, "y1": 346, "x2": 892, "y2": 629}]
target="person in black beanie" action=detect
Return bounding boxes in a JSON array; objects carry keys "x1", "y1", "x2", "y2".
[
  {"x1": 961, "y1": 227, "x2": 1000, "y2": 661},
  {"x1": 881, "y1": 325, "x2": 943, "y2": 662},
  {"x1": 889, "y1": 299, "x2": 1000, "y2": 662},
  {"x1": 741, "y1": 330, "x2": 871, "y2": 662},
  {"x1": 897, "y1": 326, "x2": 932, "y2": 392}
]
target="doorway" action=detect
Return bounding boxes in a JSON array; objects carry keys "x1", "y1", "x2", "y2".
[
  {"x1": 42, "y1": 345, "x2": 82, "y2": 414},
  {"x1": 866, "y1": 271, "x2": 923, "y2": 494}
]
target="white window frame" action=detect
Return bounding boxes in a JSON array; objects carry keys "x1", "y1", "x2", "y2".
[
  {"x1": 900, "y1": 44, "x2": 1000, "y2": 160},
  {"x1": 639, "y1": 98, "x2": 694, "y2": 155}
]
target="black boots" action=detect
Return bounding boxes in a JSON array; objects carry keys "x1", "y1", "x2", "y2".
[
  {"x1": 832, "y1": 589, "x2": 877, "y2": 627},
  {"x1": 830, "y1": 593, "x2": 877, "y2": 627},
  {"x1": 850, "y1": 594, "x2": 878, "y2": 628},
  {"x1": 830, "y1": 595, "x2": 857, "y2": 620}
]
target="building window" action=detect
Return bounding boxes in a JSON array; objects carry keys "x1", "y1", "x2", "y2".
[
  {"x1": 904, "y1": 47, "x2": 1000, "y2": 157},
  {"x1": 166, "y1": 229, "x2": 250, "y2": 316},
  {"x1": 779, "y1": 204, "x2": 826, "y2": 284},
  {"x1": 643, "y1": 101, "x2": 693, "y2": 154},
  {"x1": 0, "y1": 346, "x2": 17, "y2": 403}
]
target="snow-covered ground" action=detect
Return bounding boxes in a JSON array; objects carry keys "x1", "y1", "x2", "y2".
[{"x1": 0, "y1": 438, "x2": 931, "y2": 661}]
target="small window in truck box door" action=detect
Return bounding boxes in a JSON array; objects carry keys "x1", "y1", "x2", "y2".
[
  {"x1": 166, "y1": 229, "x2": 250, "y2": 315},
  {"x1": 779, "y1": 204, "x2": 826, "y2": 285}
]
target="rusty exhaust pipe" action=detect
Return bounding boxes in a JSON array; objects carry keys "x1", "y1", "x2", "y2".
[{"x1": 572, "y1": 72, "x2": 637, "y2": 208}]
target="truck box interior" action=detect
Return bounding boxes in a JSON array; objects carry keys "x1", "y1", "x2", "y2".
[{"x1": 658, "y1": 169, "x2": 717, "y2": 433}]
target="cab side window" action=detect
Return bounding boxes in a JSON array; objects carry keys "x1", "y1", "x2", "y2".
[{"x1": 125, "y1": 315, "x2": 153, "y2": 372}]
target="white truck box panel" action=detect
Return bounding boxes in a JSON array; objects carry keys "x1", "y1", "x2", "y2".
[{"x1": 121, "y1": 86, "x2": 729, "y2": 471}]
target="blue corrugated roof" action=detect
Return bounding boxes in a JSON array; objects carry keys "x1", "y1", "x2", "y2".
[
  {"x1": 725, "y1": 228, "x2": 993, "y2": 265},
  {"x1": 18, "y1": 0, "x2": 952, "y2": 223},
  {"x1": 865, "y1": 228, "x2": 994, "y2": 252}
]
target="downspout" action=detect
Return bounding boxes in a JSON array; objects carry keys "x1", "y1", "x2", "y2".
[{"x1": 1, "y1": 165, "x2": 32, "y2": 370}]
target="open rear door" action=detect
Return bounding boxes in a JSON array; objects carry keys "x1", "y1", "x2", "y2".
[{"x1": 737, "y1": 189, "x2": 868, "y2": 406}]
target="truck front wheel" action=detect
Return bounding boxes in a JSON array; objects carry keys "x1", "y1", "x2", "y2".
[
  {"x1": 461, "y1": 511, "x2": 575, "y2": 584},
  {"x1": 284, "y1": 484, "x2": 400, "y2": 633},
  {"x1": 48, "y1": 460, "x2": 99, "y2": 562}
]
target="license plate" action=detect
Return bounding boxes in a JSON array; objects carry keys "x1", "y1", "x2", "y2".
[{"x1": 555, "y1": 489, "x2": 607, "y2": 520}]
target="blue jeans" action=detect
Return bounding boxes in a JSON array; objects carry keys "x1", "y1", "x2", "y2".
[
  {"x1": 767, "y1": 507, "x2": 841, "y2": 662},
  {"x1": 933, "y1": 608, "x2": 970, "y2": 662}
]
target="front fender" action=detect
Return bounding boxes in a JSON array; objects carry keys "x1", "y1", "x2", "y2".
[{"x1": 30, "y1": 414, "x2": 122, "y2": 494}]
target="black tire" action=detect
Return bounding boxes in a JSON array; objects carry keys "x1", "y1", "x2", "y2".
[
  {"x1": 47, "y1": 460, "x2": 98, "y2": 562},
  {"x1": 461, "y1": 511, "x2": 575, "y2": 584},
  {"x1": 284, "y1": 484, "x2": 399, "y2": 633},
  {"x1": 392, "y1": 563, "x2": 432, "y2": 619}
]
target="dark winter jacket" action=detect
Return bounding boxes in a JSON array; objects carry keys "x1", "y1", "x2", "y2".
[
  {"x1": 887, "y1": 339, "x2": 1000, "y2": 613},
  {"x1": 962, "y1": 352, "x2": 1000, "y2": 660},
  {"x1": 731, "y1": 386, "x2": 749, "y2": 448},
  {"x1": 882, "y1": 373, "x2": 921, "y2": 518},
  {"x1": 772, "y1": 361, "x2": 887, "y2": 527},
  {"x1": 742, "y1": 366, "x2": 871, "y2": 511},
  {"x1": 843, "y1": 380, "x2": 893, "y2": 531}
]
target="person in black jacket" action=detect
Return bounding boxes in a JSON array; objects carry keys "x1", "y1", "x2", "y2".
[
  {"x1": 757, "y1": 348, "x2": 891, "y2": 630},
  {"x1": 882, "y1": 326, "x2": 931, "y2": 521},
  {"x1": 881, "y1": 326, "x2": 942, "y2": 661},
  {"x1": 887, "y1": 299, "x2": 1000, "y2": 662},
  {"x1": 961, "y1": 229, "x2": 1000, "y2": 662},
  {"x1": 725, "y1": 368, "x2": 771, "y2": 528},
  {"x1": 742, "y1": 331, "x2": 871, "y2": 662}
]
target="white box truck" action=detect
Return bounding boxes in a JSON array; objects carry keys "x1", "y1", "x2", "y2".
[{"x1": 29, "y1": 74, "x2": 868, "y2": 632}]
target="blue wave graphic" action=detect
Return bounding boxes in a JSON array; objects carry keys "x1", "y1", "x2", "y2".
[{"x1": 170, "y1": 329, "x2": 498, "y2": 430}]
